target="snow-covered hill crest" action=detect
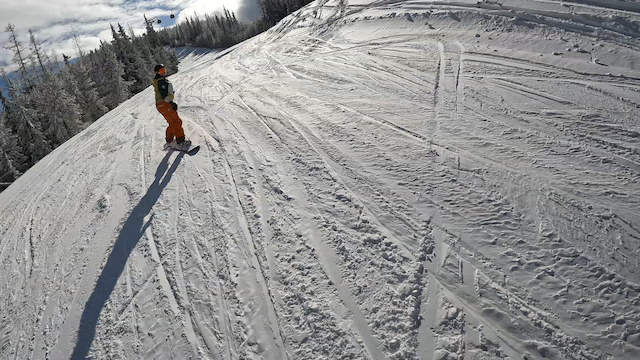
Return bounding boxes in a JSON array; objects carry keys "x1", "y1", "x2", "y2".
[{"x1": 2, "y1": 0, "x2": 640, "y2": 359}]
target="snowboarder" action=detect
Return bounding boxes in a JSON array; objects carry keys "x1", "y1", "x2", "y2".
[{"x1": 153, "y1": 64, "x2": 191, "y2": 151}]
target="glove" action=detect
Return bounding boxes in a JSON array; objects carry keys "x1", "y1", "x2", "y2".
[{"x1": 170, "y1": 101, "x2": 178, "y2": 111}]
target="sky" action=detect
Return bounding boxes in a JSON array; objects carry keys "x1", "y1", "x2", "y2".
[{"x1": 0, "y1": 0, "x2": 262, "y2": 72}]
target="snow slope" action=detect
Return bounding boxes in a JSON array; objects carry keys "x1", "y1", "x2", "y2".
[{"x1": 3, "y1": 0, "x2": 640, "y2": 359}]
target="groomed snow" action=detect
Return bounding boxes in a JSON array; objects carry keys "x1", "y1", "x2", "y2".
[{"x1": 2, "y1": 0, "x2": 640, "y2": 359}]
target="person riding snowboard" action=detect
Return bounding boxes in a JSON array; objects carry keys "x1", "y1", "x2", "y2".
[{"x1": 153, "y1": 64, "x2": 191, "y2": 151}]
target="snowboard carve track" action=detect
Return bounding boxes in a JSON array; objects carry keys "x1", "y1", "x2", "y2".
[
  {"x1": 271, "y1": 112, "x2": 391, "y2": 360},
  {"x1": 217, "y1": 110, "x2": 293, "y2": 359},
  {"x1": 278, "y1": 106, "x2": 415, "y2": 256},
  {"x1": 180, "y1": 135, "x2": 236, "y2": 360},
  {"x1": 434, "y1": 42, "x2": 445, "y2": 110},
  {"x1": 117, "y1": 269, "x2": 156, "y2": 318},
  {"x1": 248, "y1": 151, "x2": 290, "y2": 358},
  {"x1": 172, "y1": 182, "x2": 199, "y2": 355},
  {"x1": 123, "y1": 228, "x2": 139, "y2": 353},
  {"x1": 231, "y1": 158, "x2": 289, "y2": 359},
  {"x1": 134, "y1": 147, "x2": 198, "y2": 360},
  {"x1": 454, "y1": 41, "x2": 465, "y2": 115},
  {"x1": 212, "y1": 114, "x2": 291, "y2": 360},
  {"x1": 268, "y1": 98, "x2": 534, "y2": 359},
  {"x1": 235, "y1": 96, "x2": 283, "y2": 142},
  {"x1": 186, "y1": 117, "x2": 296, "y2": 358},
  {"x1": 171, "y1": 180, "x2": 214, "y2": 338},
  {"x1": 184, "y1": 232, "x2": 226, "y2": 360},
  {"x1": 138, "y1": 150, "x2": 180, "y2": 316},
  {"x1": 120, "y1": 126, "x2": 153, "y2": 354},
  {"x1": 215, "y1": 94, "x2": 392, "y2": 358}
]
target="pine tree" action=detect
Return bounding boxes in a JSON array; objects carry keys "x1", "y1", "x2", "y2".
[
  {"x1": 136, "y1": 37, "x2": 156, "y2": 70},
  {"x1": 32, "y1": 74, "x2": 83, "y2": 147},
  {"x1": 144, "y1": 14, "x2": 158, "y2": 47},
  {"x1": 71, "y1": 25, "x2": 85, "y2": 59},
  {"x1": 110, "y1": 23, "x2": 150, "y2": 93},
  {"x1": 97, "y1": 43, "x2": 131, "y2": 109},
  {"x1": 29, "y1": 29, "x2": 49, "y2": 77},
  {"x1": 4, "y1": 23, "x2": 32, "y2": 89},
  {"x1": 70, "y1": 61, "x2": 108, "y2": 122},
  {"x1": 129, "y1": 45, "x2": 152, "y2": 93},
  {"x1": 23, "y1": 31, "x2": 83, "y2": 147},
  {"x1": 110, "y1": 24, "x2": 130, "y2": 79},
  {"x1": 0, "y1": 113, "x2": 26, "y2": 183},
  {"x1": 50, "y1": 50, "x2": 64, "y2": 73},
  {"x1": 1, "y1": 69, "x2": 51, "y2": 164},
  {"x1": 58, "y1": 57, "x2": 82, "y2": 112},
  {"x1": 117, "y1": 23, "x2": 130, "y2": 42},
  {"x1": 110, "y1": 24, "x2": 120, "y2": 44},
  {"x1": 0, "y1": 85, "x2": 7, "y2": 110},
  {"x1": 161, "y1": 47, "x2": 179, "y2": 74},
  {"x1": 85, "y1": 49, "x2": 104, "y2": 96}
]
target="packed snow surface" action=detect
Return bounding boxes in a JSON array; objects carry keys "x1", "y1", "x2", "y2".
[{"x1": 3, "y1": 0, "x2": 640, "y2": 359}]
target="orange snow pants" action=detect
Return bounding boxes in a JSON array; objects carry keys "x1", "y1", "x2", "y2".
[{"x1": 156, "y1": 102, "x2": 185, "y2": 142}]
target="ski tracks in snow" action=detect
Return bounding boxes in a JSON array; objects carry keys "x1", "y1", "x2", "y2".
[
  {"x1": 4, "y1": 0, "x2": 640, "y2": 359},
  {"x1": 214, "y1": 9, "x2": 640, "y2": 357}
]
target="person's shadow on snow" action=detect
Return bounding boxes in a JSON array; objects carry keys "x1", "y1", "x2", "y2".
[{"x1": 70, "y1": 151, "x2": 183, "y2": 360}]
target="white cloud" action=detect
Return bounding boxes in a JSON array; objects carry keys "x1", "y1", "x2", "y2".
[
  {"x1": 178, "y1": 0, "x2": 261, "y2": 22},
  {"x1": 178, "y1": 0, "x2": 240, "y2": 20}
]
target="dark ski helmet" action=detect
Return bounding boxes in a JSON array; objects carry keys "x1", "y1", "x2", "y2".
[{"x1": 154, "y1": 64, "x2": 165, "y2": 72}]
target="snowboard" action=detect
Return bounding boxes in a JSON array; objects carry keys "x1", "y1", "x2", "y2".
[
  {"x1": 181, "y1": 145, "x2": 200, "y2": 155},
  {"x1": 164, "y1": 144, "x2": 200, "y2": 155}
]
